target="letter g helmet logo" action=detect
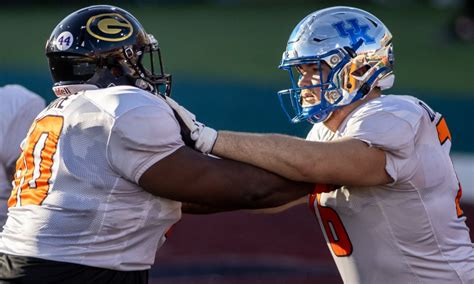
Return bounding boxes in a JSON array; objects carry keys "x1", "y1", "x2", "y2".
[{"x1": 86, "y1": 13, "x2": 133, "y2": 42}]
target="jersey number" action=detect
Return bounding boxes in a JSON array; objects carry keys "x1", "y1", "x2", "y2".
[
  {"x1": 435, "y1": 117, "x2": 463, "y2": 216},
  {"x1": 8, "y1": 115, "x2": 64, "y2": 207},
  {"x1": 310, "y1": 184, "x2": 353, "y2": 257},
  {"x1": 419, "y1": 101, "x2": 462, "y2": 217}
]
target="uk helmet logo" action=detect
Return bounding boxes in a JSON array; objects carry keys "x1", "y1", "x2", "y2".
[
  {"x1": 333, "y1": 19, "x2": 376, "y2": 46},
  {"x1": 86, "y1": 13, "x2": 133, "y2": 42}
]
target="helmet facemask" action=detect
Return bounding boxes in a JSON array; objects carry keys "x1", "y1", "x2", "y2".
[
  {"x1": 119, "y1": 33, "x2": 172, "y2": 96},
  {"x1": 278, "y1": 47, "x2": 355, "y2": 123}
]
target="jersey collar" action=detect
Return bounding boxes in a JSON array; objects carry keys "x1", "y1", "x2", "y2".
[{"x1": 52, "y1": 84, "x2": 99, "y2": 97}]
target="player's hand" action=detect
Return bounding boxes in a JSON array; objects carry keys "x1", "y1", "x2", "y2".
[{"x1": 164, "y1": 96, "x2": 217, "y2": 154}]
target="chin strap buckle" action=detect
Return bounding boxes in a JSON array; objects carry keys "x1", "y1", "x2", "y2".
[{"x1": 124, "y1": 47, "x2": 134, "y2": 59}]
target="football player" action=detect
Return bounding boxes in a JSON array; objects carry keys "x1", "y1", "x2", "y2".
[
  {"x1": 0, "y1": 85, "x2": 45, "y2": 226},
  {"x1": 171, "y1": 6, "x2": 474, "y2": 283},
  {"x1": 0, "y1": 5, "x2": 313, "y2": 283}
]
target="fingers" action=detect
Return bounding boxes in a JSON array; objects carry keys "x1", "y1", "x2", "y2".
[{"x1": 163, "y1": 96, "x2": 217, "y2": 154}]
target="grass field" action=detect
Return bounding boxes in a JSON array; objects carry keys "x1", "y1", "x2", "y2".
[{"x1": 0, "y1": 2, "x2": 472, "y2": 94}]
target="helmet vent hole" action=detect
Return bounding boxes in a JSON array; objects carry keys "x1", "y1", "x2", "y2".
[
  {"x1": 366, "y1": 17, "x2": 378, "y2": 27},
  {"x1": 313, "y1": 37, "x2": 327, "y2": 42}
]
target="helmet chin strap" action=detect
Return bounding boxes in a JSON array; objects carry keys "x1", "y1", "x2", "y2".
[
  {"x1": 87, "y1": 68, "x2": 133, "y2": 89},
  {"x1": 134, "y1": 78, "x2": 156, "y2": 94}
]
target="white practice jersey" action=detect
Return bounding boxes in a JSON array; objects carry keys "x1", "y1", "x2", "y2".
[
  {"x1": 0, "y1": 85, "x2": 45, "y2": 227},
  {"x1": 307, "y1": 95, "x2": 474, "y2": 283},
  {"x1": 0, "y1": 86, "x2": 183, "y2": 271}
]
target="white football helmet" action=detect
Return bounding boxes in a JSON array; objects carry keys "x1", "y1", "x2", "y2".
[{"x1": 278, "y1": 6, "x2": 394, "y2": 123}]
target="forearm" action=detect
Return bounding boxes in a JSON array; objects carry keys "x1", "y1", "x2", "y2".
[
  {"x1": 212, "y1": 131, "x2": 391, "y2": 186},
  {"x1": 212, "y1": 131, "x2": 317, "y2": 182},
  {"x1": 139, "y1": 146, "x2": 314, "y2": 210},
  {"x1": 193, "y1": 157, "x2": 314, "y2": 209}
]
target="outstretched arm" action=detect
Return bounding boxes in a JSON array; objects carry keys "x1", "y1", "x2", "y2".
[
  {"x1": 139, "y1": 146, "x2": 314, "y2": 212},
  {"x1": 164, "y1": 95, "x2": 391, "y2": 187},
  {"x1": 212, "y1": 131, "x2": 392, "y2": 187}
]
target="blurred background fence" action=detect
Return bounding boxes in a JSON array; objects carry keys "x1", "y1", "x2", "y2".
[{"x1": 0, "y1": 0, "x2": 472, "y2": 283}]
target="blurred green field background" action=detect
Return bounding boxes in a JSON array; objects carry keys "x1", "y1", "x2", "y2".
[
  {"x1": 0, "y1": 2, "x2": 473, "y2": 150},
  {"x1": 1, "y1": 2, "x2": 471, "y2": 92},
  {"x1": 0, "y1": 3, "x2": 473, "y2": 281}
]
